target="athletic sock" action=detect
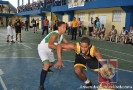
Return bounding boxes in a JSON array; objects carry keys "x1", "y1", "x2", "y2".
[
  {"x1": 84, "y1": 79, "x2": 90, "y2": 84},
  {"x1": 40, "y1": 69, "x2": 48, "y2": 86}
]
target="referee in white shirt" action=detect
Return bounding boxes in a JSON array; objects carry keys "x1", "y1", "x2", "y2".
[{"x1": 89, "y1": 17, "x2": 94, "y2": 36}]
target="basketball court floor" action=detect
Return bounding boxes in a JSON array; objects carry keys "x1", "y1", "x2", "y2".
[{"x1": 0, "y1": 27, "x2": 133, "y2": 90}]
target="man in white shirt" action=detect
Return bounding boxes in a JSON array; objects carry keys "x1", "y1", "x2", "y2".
[
  {"x1": 89, "y1": 17, "x2": 94, "y2": 36},
  {"x1": 68, "y1": 20, "x2": 72, "y2": 35}
]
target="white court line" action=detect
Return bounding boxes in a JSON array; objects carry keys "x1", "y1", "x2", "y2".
[
  {"x1": 0, "y1": 77, "x2": 7, "y2": 90},
  {"x1": 0, "y1": 57, "x2": 133, "y2": 73},
  {"x1": 62, "y1": 60, "x2": 133, "y2": 73},
  {"x1": 101, "y1": 53, "x2": 133, "y2": 63},
  {"x1": 0, "y1": 69, "x2": 7, "y2": 90},
  {"x1": 69, "y1": 40, "x2": 133, "y2": 57},
  {"x1": 97, "y1": 47, "x2": 133, "y2": 57},
  {"x1": 0, "y1": 33, "x2": 32, "y2": 49},
  {"x1": 0, "y1": 48, "x2": 25, "y2": 52},
  {"x1": 17, "y1": 42, "x2": 32, "y2": 49}
]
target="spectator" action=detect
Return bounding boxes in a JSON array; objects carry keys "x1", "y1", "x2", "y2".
[
  {"x1": 71, "y1": 17, "x2": 78, "y2": 40},
  {"x1": 31, "y1": 18, "x2": 37, "y2": 33},
  {"x1": 25, "y1": 19, "x2": 29, "y2": 31},
  {"x1": 68, "y1": 20, "x2": 72, "y2": 35},
  {"x1": 78, "y1": 18, "x2": 82, "y2": 37},
  {"x1": 106, "y1": 25, "x2": 117, "y2": 42},
  {"x1": 88, "y1": 17, "x2": 94, "y2": 36},
  {"x1": 42, "y1": 16, "x2": 49, "y2": 36}
]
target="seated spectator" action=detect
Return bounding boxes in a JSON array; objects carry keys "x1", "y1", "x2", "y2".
[
  {"x1": 106, "y1": 25, "x2": 117, "y2": 42},
  {"x1": 125, "y1": 26, "x2": 133, "y2": 45},
  {"x1": 117, "y1": 27, "x2": 128, "y2": 43},
  {"x1": 98, "y1": 24, "x2": 106, "y2": 40},
  {"x1": 91, "y1": 25, "x2": 98, "y2": 38}
]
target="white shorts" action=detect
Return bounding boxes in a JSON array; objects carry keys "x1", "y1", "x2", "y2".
[
  {"x1": 7, "y1": 26, "x2": 13, "y2": 36},
  {"x1": 38, "y1": 44, "x2": 55, "y2": 64}
]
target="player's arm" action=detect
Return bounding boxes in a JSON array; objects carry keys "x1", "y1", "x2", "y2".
[
  {"x1": 54, "y1": 43, "x2": 76, "y2": 69},
  {"x1": 62, "y1": 37, "x2": 69, "y2": 43},
  {"x1": 94, "y1": 48, "x2": 112, "y2": 76},
  {"x1": 48, "y1": 34, "x2": 58, "y2": 50}
]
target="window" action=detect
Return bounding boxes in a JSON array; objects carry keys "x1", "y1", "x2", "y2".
[
  {"x1": 78, "y1": 12, "x2": 85, "y2": 24},
  {"x1": 113, "y1": 10, "x2": 122, "y2": 22},
  {"x1": 89, "y1": 11, "x2": 94, "y2": 20}
]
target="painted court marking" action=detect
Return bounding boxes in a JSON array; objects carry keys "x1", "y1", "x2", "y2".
[
  {"x1": 97, "y1": 47, "x2": 133, "y2": 57},
  {"x1": 101, "y1": 53, "x2": 133, "y2": 63},
  {"x1": 0, "y1": 33, "x2": 32, "y2": 49},
  {"x1": 0, "y1": 69, "x2": 7, "y2": 90}
]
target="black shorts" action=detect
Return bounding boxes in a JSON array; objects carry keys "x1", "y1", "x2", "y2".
[
  {"x1": 37, "y1": 23, "x2": 39, "y2": 26},
  {"x1": 74, "y1": 55, "x2": 100, "y2": 70},
  {"x1": 16, "y1": 28, "x2": 21, "y2": 33}
]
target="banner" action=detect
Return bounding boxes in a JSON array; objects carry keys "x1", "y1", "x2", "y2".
[{"x1": 68, "y1": 0, "x2": 85, "y2": 8}]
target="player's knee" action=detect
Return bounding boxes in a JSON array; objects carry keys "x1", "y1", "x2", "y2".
[
  {"x1": 43, "y1": 62, "x2": 50, "y2": 70},
  {"x1": 74, "y1": 67, "x2": 82, "y2": 75}
]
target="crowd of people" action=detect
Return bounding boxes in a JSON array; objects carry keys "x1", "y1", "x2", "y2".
[
  {"x1": 17, "y1": 1, "x2": 44, "y2": 13},
  {"x1": 0, "y1": 4, "x2": 12, "y2": 14}
]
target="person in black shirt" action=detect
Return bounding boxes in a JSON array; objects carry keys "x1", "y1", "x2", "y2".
[
  {"x1": 25, "y1": 19, "x2": 29, "y2": 31},
  {"x1": 31, "y1": 18, "x2": 37, "y2": 33},
  {"x1": 14, "y1": 16, "x2": 22, "y2": 42}
]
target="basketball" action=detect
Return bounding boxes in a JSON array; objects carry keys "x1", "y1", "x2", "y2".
[{"x1": 98, "y1": 82, "x2": 115, "y2": 90}]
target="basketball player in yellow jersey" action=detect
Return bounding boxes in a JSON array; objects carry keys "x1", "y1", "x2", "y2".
[{"x1": 55, "y1": 37, "x2": 112, "y2": 90}]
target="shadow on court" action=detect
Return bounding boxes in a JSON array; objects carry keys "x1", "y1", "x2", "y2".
[{"x1": 0, "y1": 58, "x2": 133, "y2": 90}]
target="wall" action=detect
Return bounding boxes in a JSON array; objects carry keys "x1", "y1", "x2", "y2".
[
  {"x1": 46, "y1": 12, "x2": 51, "y2": 21},
  {"x1": 30, "y1": 15, "x2": 41, "y2": 29},
  {"x1": 0, "y1": 16, "x2": 6, "y2": 26},
  {"x1": 63, "y1": 14, "x2": 68, "y2": 23},
  {"x1": 74, "y1": 7, "x2": 126, "y2": 35},
  {"x1": 52, "y1": 13, "x2": 57, "y2": 21}
]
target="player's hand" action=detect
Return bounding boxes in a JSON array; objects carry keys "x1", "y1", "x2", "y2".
[{"x1": 54, "y1": 61, "x2": 65, "y2": 69}]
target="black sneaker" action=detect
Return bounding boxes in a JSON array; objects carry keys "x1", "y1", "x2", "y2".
[
  {"x1": 86, "y1": 81, "x2": 92, "y2": 90},
  {"x1": 48, "y1": 69, "x2": 54, "y2": 73},
  {"x1": 7, "y1": 40, "x2": 9, "y2": 42},
  {"x1": 11, "y1": 41, "x2": 15, "y2": 43},
  {"x1": 38, "y1": 86, "x2": 45, "y2": 90}
]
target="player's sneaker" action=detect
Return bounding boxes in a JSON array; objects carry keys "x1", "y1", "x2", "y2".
[
  {"x1": 86, "y1": 81, "x2": 92, "y2": 90},
  {"x1": 11, "y1": 41, "x2": 15, "y2": 43},
  {"x1": 48, "y1": 69, "x2": 54, "y2": 73},
  {"x1": 7, "y1": 40, "x2": 9, "y2": 42},
  {"x1": 38, "y1": 86, "x2": 45, "y2": 90}
]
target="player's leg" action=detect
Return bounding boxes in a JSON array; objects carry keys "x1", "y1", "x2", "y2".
[
  {"x1": 17, "y1": 28, "x2": 21, "y2": 42},
  {"x1": 7, "y1": 26, "x2": 10, "y2": 42},
  {"x1": 10, "y1": 27, "x2": 15, "y2": 43},
  {"x1": 38, "y1": 46, "x2": 55, "y2": 90},
  {"x1": 74, "y1": 56, "x2": 92, "y2": 89},
  {"x1": 15, "y1": 28, "x2": 18, "y2": 41},
  {"x1": 7, "y1": 35, "x2": 9, "y2": 42}
]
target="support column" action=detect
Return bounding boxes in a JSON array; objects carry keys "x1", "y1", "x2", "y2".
[
  {"x1": 28, "y1": 0, "x2": 30, "y2": 4},
  {"x1": 65, "y1": 11, "x2": 74, "y2": 21},
  {"x1": 18, "y1": 0, "x2": 20, "y2": 7},
  {"x1": 121, "y1": 6, "x2": 133, "y2": 31},
  {"x1": 38, "y1": 13, "x2": 45, "y2": 29},
  {"x1": 22, "y1": 0, "x2": 24, "y2": 5},
  {"x1": 6, "y1": 16, "x2": 9, "y2": 26}
]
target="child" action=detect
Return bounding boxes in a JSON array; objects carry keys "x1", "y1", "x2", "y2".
[{"x1": 38, "y1": 21, "x2": 69, "y2": 90}]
